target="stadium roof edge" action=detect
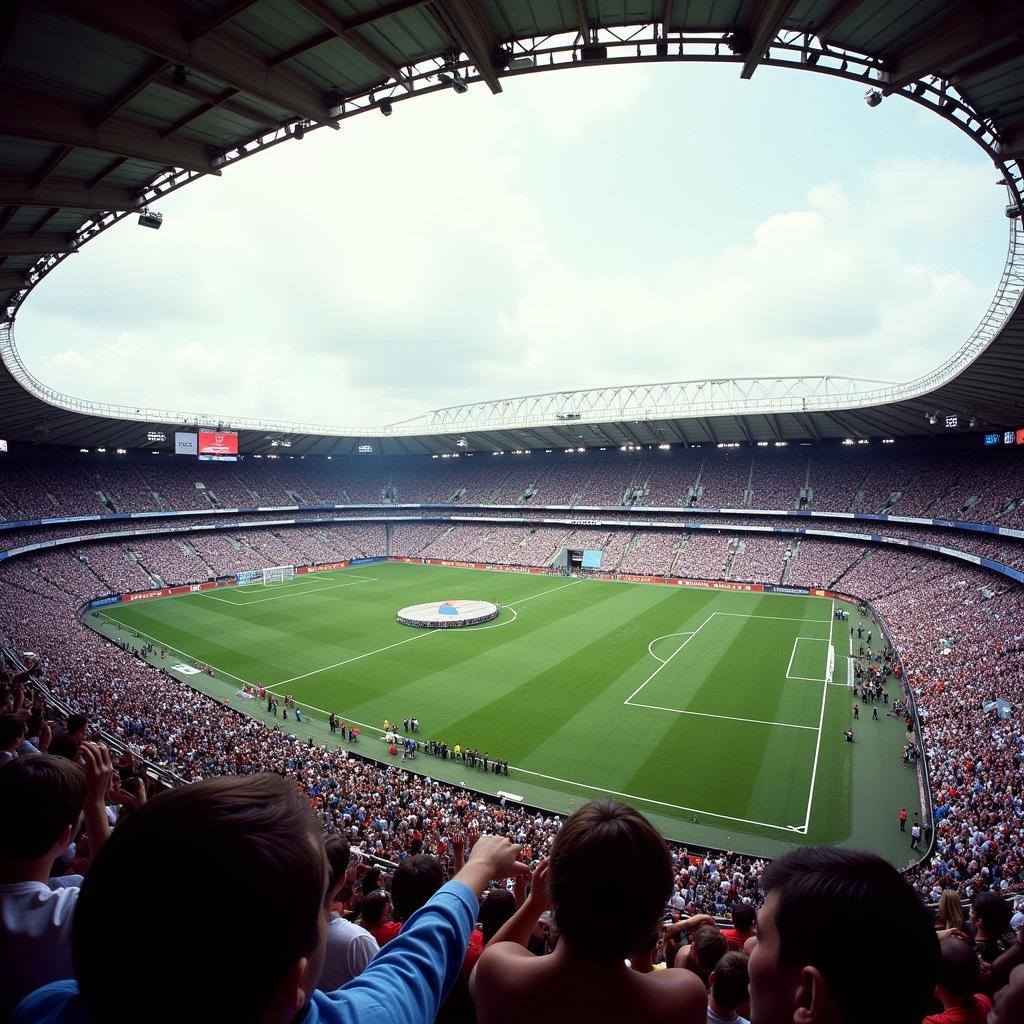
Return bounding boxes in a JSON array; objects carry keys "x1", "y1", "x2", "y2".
[{"x1": 1, "y1": 0, "x2": 1024, "y2": 454}]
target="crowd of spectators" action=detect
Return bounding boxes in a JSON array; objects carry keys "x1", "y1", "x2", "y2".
[
  {"x1": 785, "y1": 538, "x2": 866, "y2": 589},
  {"x1": 694, "y1": 454, "x2": 752, "y2": 509},
  {"x1": 6, "y1": 526, "x2": 1020, "y2": 908},
  {"x1": 3, "y1": 462, "x2": 1024, "y2": 935},
  {"x1": 727, "y1": 536, "x2": 789, "y2": 585},
  {"x1": 674, "y1": 534, "x2": 731, "y2": 579},
  {"x1": 4, "y1": 444, "x2": 1024, "y2": 529},
  {"x1": 747, "y1": 450, "x2": 808, "y2": 510}
]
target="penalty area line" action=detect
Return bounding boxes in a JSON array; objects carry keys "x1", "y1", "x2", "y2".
[
  {"x1": 626, "y1": 703, "x2": 818, "y2": 731},
  {"x1": 508, "y1": 763, "x2": 804, "y2": 833},
  {"x1": 646, "y1": 632, "x2": 695, "y2": 665}
]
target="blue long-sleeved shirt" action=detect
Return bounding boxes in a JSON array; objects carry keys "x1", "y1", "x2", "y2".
[{"x1": 14, "y1": 881, "x2": 478, "y2": 1024}]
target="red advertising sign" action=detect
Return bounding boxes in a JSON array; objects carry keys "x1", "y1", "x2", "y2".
[
  {"x1": 1016, "y1": 428, "x2": 1024, "y2": 446},
  {"x1": 198, "y1": 431, "x2": 238, "y2": 456}
]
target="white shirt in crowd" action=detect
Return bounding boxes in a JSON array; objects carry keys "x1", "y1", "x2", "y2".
[
  {"x1": 0, "y1": 880, "x2": 79, "y2": 1018},
  {"x1": 317, "y1": 912, "x2": 380, "y2": 990}
]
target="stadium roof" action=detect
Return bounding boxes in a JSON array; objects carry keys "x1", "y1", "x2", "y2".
[{"x1": 1, "y1": 0, "x2": 1024, "y2": 456}]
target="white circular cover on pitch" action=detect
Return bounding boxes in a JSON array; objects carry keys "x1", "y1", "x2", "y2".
[{"x1": 396, "y1": 599, "x2": 499, "y2": 628}]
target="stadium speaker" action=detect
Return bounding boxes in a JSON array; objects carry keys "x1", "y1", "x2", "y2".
[
  {"x1": 137, "y1": 210, "x2": 163, "y2": 230},
  {"x1": 581, "y1": 43, "x2": 608, "y2": 61}
]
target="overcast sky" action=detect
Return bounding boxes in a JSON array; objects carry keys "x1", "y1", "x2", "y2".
[{"x1": 17, "y1": 61, "x2": 1008, "y2": 431}]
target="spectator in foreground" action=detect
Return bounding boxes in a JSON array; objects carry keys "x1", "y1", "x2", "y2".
[
  {"x1": 923, "y1": 936, "x2": 991, "y2": 1024},
  {"x1": 706, "y1": 950, "x2": 750, "y2": 1024},
  {"x1": 14, "y1": 772, "x2": 530, "y2": 1024},
  {"x1": 990, "y1": 964, "x2": 1024, "y2": 1024},
  {"x1": 0, "y1": 746, "x2": 112, "y2": 1019},
  {"x1": 470, "y1": 798, "x2": 708, "y2": 1024},
  {"x1": 317, "y1": 835, "x2": 378, "y2": 991},
  {"x1": 747, "y1": 846, "x2": 939, "y2": 1024}
]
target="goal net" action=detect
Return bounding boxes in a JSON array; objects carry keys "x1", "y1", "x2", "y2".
[{"x1": 261, "y1": 565, "x2": 295, "y2": 585}]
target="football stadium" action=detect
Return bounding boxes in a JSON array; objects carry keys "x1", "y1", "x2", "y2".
[{"x1": 2, "y1": 3, "x2": 1024, "y2": 1022}]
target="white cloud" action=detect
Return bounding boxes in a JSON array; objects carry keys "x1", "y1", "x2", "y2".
[{"x1": 16, "y1": 68, "x2": 1005, "y2": 430}]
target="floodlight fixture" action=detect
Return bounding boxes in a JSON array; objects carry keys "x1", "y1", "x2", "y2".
[
  {"x1": 137, "y1": 208, "x2": 163, "y2": 230},
  {"x1": 804, "y1": 50, "x2": 819, "y2": 65},
  {"x1": 864, "y1": 89, "x2": 883, "y2": 107},
  {"x1": 325, "y1": 91, "x2": 345, "y2": 117},
  {"x1": 1006, "y1": 204, "x2": 1022, "y2": 219},
  {"x1": 913, "y1": 80, "x2": 927, "y2": 96},
  {"x1": 172, "y1": 64, "x2": 188, "y2": 87},
  {"x1": 294, "y1": 121, "x2": 306, "y2": 140},
  {"x1": 437, "y1": 72, "x2": 468, "y2": 94},
  {"x1": 380, "y1": 99, "x2": 393, "y2": 116}
]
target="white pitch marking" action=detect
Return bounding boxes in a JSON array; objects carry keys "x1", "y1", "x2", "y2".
[
  {"x1": 801, "y1": 603, "x2": 834, "y2": 832},
  {"x1": 507, "y1": 579, "x2": 583, "y2": 607},
  {"x1": 623, "y1": 616, "x2": 715, "y2": 705},
  {"x1": 281, "y1": 578, "x2": 579, "y2": 687},
  {"x1": 507, "y1": 763, "x2": 804, "y2": 833},
  {"x1": 710, "y1": 612, "x2": 832, "y2": 623},
  {"x1": 91, "y1": 615, "x2": 251, "y2": 687},
  {"x1": 647, "y1": 632, "x2": 696, "y2": 664},
  {"x1": 626, "y1": 702, "x2": 818, "y2": 730},
  {"x1": 277, "y1": 629, "x2": 442, "y2": 685},
  {"x1": 785, "y1": 636, "x2": 830, "y2": 680},
  {"x1": 204, "y1": 578, "x2": 374, "y2": 607}
]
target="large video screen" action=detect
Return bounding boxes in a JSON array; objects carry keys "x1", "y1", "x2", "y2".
[
  {"x1": 581, "y1": 549, "x2": 603, "y2": 569},
  {"x1": 198, "y1": 431, "x2": 238, "y2": 457}
]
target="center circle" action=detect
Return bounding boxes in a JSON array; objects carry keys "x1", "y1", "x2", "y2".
[{"x1": 396, "y1": 599, "x2": 500, "y2": 629}]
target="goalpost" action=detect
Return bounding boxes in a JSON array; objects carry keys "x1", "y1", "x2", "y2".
[{"x1": 261, "y1": 565, "x2": 295, "y2": 585}]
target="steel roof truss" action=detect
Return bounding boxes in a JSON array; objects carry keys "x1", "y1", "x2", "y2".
[
  {"x1": 35, "y1": 0, "x2": 332, "y2": 125},
  {"x1": 427, "y1": 0, "x2": 503, "y2": 94},
  {"x1": 0, "y1": 84, "x2": 216, "y2": 175},
  {"x1": 885, "y1": 5, "x2": 1024, "y2": 95},
  {"x1": 740, "y1": 0, "x2": 800, "y2": 80},
  {"x1": 293, "y1": 0, "x2": 413, "y2": 92}
]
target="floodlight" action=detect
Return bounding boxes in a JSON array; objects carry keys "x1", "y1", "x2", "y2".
[
  {"x1": 326, "y1": 91, "x2": 344, "y2": 117},
  {"x1": 912, "y1": 81, "x2": 927, "y2": 96},
  {"x1": 864, "y1": 89, "x2": 883, "y2": 107},
  {"x1": 1006, "y1": 204, "x2": 1022, "y2": 219},
  {"x1": 137, "y1": 209, "x2": 163, "y2": 230},
  {"x1": 173, "y1": 64, "x2": 188, "y2": 87},
  {"x1": 380, "y1": 100, "x2": 393, "y2": 116},
  {"x1": 438, "y1": 72, "x2": 468, "y2": 94},
  {"x1": 294, "y1": 121, "x2": 305, "y2": 140}
]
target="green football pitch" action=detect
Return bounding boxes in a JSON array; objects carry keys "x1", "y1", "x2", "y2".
[{"x1": 88, "y1": 561, "x2": 925, "y2": 865}]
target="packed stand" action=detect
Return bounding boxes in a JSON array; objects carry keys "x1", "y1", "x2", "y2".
[
  {"x1": 695, "y1": 454, "x2": 751, "y2": 509},
  {"x1": 747, "y1": 449, "x2": 808, "y2": 510},
  {"x1": 728, "y1": 535, "x2": 788, "y2": 584}
]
